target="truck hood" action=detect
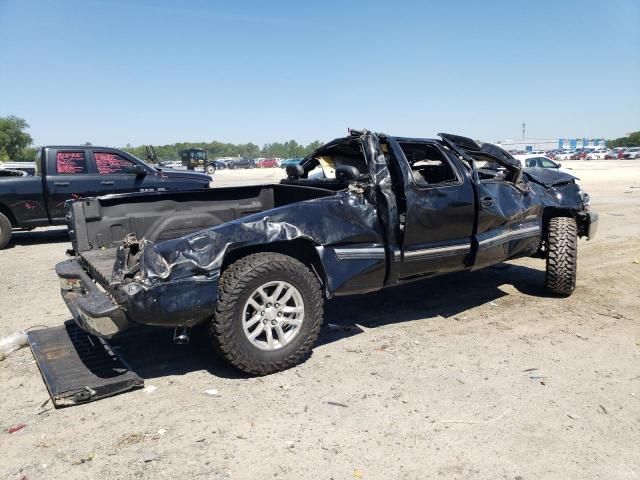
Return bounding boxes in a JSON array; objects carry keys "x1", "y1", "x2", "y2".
[{"x1": 523, "y1": 167, "x2": 578, "y2": 187}]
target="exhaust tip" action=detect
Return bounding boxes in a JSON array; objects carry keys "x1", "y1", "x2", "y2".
[{"x1": 173, "y1": 327, "x2": 191, "y2": 345}]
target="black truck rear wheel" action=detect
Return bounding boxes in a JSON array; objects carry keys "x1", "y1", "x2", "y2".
[
  {"x1": 0, "y1": 212, "x2": 12, "y2": 250},
  {"x1": 545, "y1": 217, "x2": 577, "y2": 296},
  {"x1": 210, "y1": 252, "x2": 323, "y2": 375}
]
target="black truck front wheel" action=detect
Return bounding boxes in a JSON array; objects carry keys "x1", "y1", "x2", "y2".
[
  {"x1": 545, "y1": 217, "x2": 578, "y2": 296},
  {"x1": 0, "y1": 212, "x2": 12, "y2": 250},
  {"x1": 210, "y1": 252, "x2": 323, "y2": 375}
]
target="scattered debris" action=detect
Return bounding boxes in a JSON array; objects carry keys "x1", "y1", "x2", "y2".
[
  {"x1": 375, "y1": 344, "x2": 393, "y2": 352},
  {"x1": 567, "y1": 414, "x2": 578, "y2": 420},
  {"x1": 522, "y1": 368, "x2": 538, "y2": 373},
  {"x1": 576, "y1": 333, "x2": 589, "y2": 340},
  {"x1": 143, "y1": 449, "x2": 159, "y2": 462},
  {"x1": 456, "y1": 378, "x2": 465, "y2": 384},
  {"x1": 326, "y1": 401, "x2": 348, "y2": 408},
  {"x1": 279, "y1": 384, "x2": 290, "y2": 391},
  {"x1": 143, "y1": 385, "x2": 157, "y2": 394},
  {"x1": 7, "y1": 423, "x2": 27, "y2": 434},
  {"x1": 0, "y1": 331, "x2": 28, "y2": 361},
  {"x1": 597, "y1": 311, "x2": 624, "y2": 320},
  {"x1": 34, "y1": 398, "x2": 52, "y2": 415},
  {"x1": 157, "y1": 429, "x2": 167, "y2": 436},
  {"x1": 489, "y1": 302, "x2": 499, "y2": 307},
  {"x1": 633, "y1": 259, "x2": 639, "y2": 264},
  {"x1": 116, "y1": 433, "x2": 144, "y2": 448},
  {"x1": 204, "y1": 389, "x2": 220, "y2": 397},
  {"x1": 598, "y1": 404, "x2": 608, "y2": 415},
  {"x1": 353, "y1": 469, "x2": 364, "y2": 479},
  {"x1": 73, "y1": 452, "x2": 95, "y2": 465}
]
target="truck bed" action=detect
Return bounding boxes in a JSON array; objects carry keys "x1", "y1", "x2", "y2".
[{"x1": 68, "y1": 183, "x2": 339, "y2": 254}]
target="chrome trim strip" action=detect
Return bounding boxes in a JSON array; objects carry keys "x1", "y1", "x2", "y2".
[
  {"x1": 334, "y1": 247, "x2": 386, "y2": 261},
  {"x1": 404, "y1": 243, "x2": 470, "y2": 261},
  {"x1": 479, "y1": 225, "x2": 540, "y2": 247}
]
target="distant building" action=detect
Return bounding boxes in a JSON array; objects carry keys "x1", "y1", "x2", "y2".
[{"x1": 496, "y1": 138, "x2": 605, "y2": 152}]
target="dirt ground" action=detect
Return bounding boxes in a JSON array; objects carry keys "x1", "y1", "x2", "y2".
[{"x1": 1, "y1": 161, "x2": 638, "y2": 480}]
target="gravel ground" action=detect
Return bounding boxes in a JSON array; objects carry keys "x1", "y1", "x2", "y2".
[{"x1": 0, "y1": 161, "x2": 638, "y2": 480}]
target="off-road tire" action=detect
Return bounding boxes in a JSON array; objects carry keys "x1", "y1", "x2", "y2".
[
  {"x1": 205, "y1": 164, "x2": 216, "y2": 175},
  {"x1": 545, "y1": 217, "x2": 577, "y2": 296},
  {"x1": 210, "y1": 252, "x2": 323, "y2": 375},
  {"x1": 0, "y1": 212, "x2": 12, "y2": 250}
]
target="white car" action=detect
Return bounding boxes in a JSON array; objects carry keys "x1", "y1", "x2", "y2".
[
  {"x1": 554, "y1": 151, "x2": 576, "y2": 161},
  {"x1": 585, "y1": 149, "x2": 608, "y2": 160},
  {"x1": 623, "y1": 147, "x2": 640, "y2": 159},
  {"x1": 514, "y1": 155, "x2": 575, "y2": 176}
]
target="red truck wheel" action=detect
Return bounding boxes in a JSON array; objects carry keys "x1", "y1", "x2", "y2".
[
  {"x1": 0, "y1": 212, "x2": 12, "y2": 249},
  {"x1": 210, "y1": 252, "x2": 323, "y2": 375}
]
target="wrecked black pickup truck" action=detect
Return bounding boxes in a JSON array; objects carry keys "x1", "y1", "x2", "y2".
[{"x1": 55, "y1": 131, "x2": 597, "y2": 375}]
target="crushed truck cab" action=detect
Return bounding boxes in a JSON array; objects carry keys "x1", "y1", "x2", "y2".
[{"x1": 56, "y1": 131, "x2": 597, "y2": 374}]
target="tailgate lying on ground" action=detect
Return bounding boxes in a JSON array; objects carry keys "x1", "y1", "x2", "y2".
[{"x1": 27, "y1": 321, "x2": 143, "y2": 407}]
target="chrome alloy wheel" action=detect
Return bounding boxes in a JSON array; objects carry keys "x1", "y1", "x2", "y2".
[{"x1": 242, "y1": 281, "x2": 305, "y2": 351}]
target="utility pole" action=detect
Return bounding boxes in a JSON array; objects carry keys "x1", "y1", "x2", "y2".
[{"x1": 522, "y1": 122, "x2": 526, "y2": 140}]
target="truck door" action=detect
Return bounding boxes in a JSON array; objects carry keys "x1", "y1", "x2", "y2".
[
  {"x1": 45, "y1": 149, "x2": 97, "y2": 222},
  {"x1": 438, "y1": 134, "x2": 543, "y2": 270},
  {"x1": 471, "y1": 157, "x2": 542, "y2": 270},
  {"x1": 390, "y1": 141, "x2": 476, "y2": 280},
  {"x1": 91, "y1": 150, "x2": 153, "y2": 195}
]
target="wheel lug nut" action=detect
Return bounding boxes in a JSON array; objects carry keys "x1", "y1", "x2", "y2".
[
  {"x1": 266, "y1": 303, "x2": 272, "y2": 308},
  {"x1": 262, "y1": 319, "x2": 268, "y2": 324},
  {"x1": 274, "y1": 303, "x2": 280, "y2": 308},
  {"x1": 260, "y1": 311, "x2": 265, "y2": 315},
  {"x1": 277, "y1": 312, "x2": 283, "y2": 317},
  {"x1": 271, "y1": 320, "x2": 277, "y2": 325}
]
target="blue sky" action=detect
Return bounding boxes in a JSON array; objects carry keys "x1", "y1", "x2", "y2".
[{"x1": 0, "y1": 0, "x2": 638, "y2": 147}]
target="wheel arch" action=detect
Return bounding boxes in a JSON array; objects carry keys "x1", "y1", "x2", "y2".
[
  {"x1": 0, "y1": 202, "x2": 17, "y2": 227},
  {"x1": 221, "y1": 238, "x2": 328, "y2": 292},
  {"x1": 542, "y1": 207, "x2": 589, "y2": 238}
]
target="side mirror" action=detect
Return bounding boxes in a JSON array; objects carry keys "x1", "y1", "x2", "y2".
[
  {"x1": 125, "y1": 165, "x2": 147, "y2": 176},
  {"x1": 556, "y1": 163, "x2": 561, "y2": 168},
  {"x1": 335, "y1": 165, "x2": 361, "y2": 182},
  {"x1": 286, "y1": 164, "x2": 304, "y2": 178}
]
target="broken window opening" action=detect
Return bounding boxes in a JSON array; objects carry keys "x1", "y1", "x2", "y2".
[{"x1": 399, "y1": 142, "x2": 458, "y2": 187}]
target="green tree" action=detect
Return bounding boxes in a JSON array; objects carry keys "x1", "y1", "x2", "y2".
[
  {"x1": 0, "y1": 115, "x2": 33, "y2": 161},
  {"x1": 15, "y1": 146, "x2": 37, "y2": 162},
  {"x1": 607, "y1": 131, "x2": 640, "y2": 148},
  {"x1": 122, "y1": 138, "x2": 326, "y2": 162}
]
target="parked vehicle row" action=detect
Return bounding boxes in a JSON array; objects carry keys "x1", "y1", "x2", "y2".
[{"x1": 510, "y1": 147, "x2": 639, "y2": 161}]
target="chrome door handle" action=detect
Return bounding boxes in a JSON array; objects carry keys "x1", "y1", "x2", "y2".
[
  {"x1": 100, "y1": 181, "x2": 115, "y2": 185},
  {"x1": 54, "y1": 182, "x2": 70, "y2": 186}
]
